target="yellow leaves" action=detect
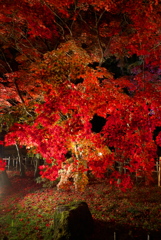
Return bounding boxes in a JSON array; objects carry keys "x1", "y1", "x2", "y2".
[
  {"x1": 74, "y1": 172, "x2": 89, "y2": 192},
  {"x1": 57, "y1": 160, "x2": 89, "y2": 192},
  {"x1": 33, "y1": 40, "x2": 94, "y2": 89},
  {"x1": 62, "y1": 141, "x2": 113, "y2": 188}
]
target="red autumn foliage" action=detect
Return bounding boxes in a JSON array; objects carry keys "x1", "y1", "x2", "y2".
[
  {"x1": 1, "y1": 0, "x2": 161, "y2": 190},
  {"x1": 0, "y1": 158, "x2": 6, "y2": 171}
]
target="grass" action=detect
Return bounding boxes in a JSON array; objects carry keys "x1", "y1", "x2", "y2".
[{"x1": 0, "y1": 171, "x2": 161, "y2": 239}]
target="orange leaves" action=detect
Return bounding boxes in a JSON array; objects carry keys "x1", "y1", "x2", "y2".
[
  {"x1": 1, "y1": 0, "x2": 161, "y2": 192},
  {"x1": 81, "y1": 0, "x2": 114, "y2": 11},
  {"x1": 99, "y1": 20, "x2": 121, "y2": 38}
]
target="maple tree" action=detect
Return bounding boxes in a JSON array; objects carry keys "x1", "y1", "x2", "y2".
[{"x1": 1, "y1": 0, "x2": 161, "y2": 191}]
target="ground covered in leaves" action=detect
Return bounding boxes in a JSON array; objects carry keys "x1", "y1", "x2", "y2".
[{"x1": 0, "y1": 171, "x2": 161, "y2": 240}]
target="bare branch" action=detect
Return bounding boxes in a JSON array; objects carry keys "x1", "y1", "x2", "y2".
[{"x1": 42, "y1": 0, "x2": 73, "y2": 38}]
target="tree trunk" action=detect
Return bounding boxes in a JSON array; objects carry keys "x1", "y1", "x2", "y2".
[
  {"x1": 158, "y1": 157, "x2": 161, "y2": 187},
  {"x1": 34, "y1": 158, "x2": 41, "y2": 178},
  {"x1": 117, "y1": 162, "x2": 123, "y2": 185},
  {"x1": 15, "y1": 143, "x2": 26, "y2": 177}
]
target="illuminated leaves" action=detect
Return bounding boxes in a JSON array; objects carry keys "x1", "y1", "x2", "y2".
[
  {"x1": 1, "y1": 0, "x2": 161, "y2": 191},
  {"x1": 0, "y1": 158, "x2": 6, "y2": 171},
  {"x1": 3, "y1": 34, "x2": 161, "y2": 191}
]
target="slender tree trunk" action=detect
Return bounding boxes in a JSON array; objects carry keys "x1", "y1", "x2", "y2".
[
  {"x1": 15, "y1": 143, "x2": 26, "y2": 177},
  {"x1": 34, "y1": 158, "x2": 41, "y2": 178},
  {"x1": 117, "y1": 162, "x2": 123, "y2": 185},
  {"x1": 158, "y1": 157, "x2": 161, "y2": 187}
]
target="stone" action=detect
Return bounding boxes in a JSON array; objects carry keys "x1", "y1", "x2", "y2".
[
  {"x1": 0, "y1": 170, "x2": 11, "y2": 187},
  {"x1": 53, "y1": 201, "x2": 94, "y2": 240}
]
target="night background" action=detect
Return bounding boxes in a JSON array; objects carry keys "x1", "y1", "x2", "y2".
[{"x1": 0, "y1": 0, "x2": 161, "y2": 239}]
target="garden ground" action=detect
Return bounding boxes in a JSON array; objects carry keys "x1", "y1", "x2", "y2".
[{"x1": 0, "y1": 171, "x2": 161, "y2": 240}]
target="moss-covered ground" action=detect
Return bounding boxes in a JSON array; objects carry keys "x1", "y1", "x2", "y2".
[{"x1": 0, "y1": 171, "x2": 161, "y2": 239}]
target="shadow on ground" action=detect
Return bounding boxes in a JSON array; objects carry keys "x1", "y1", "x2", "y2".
[{"x1": 89, "y1": 220, "x2": 161, "y2": 240}]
